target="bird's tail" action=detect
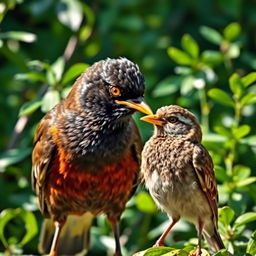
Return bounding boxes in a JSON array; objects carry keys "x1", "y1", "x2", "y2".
[
  {"x1": 203, "y1": 226, "x2": 225, "y2": 252},
  {"x1": 39, "y1": 212, "x2": 94, "y2": 256}
]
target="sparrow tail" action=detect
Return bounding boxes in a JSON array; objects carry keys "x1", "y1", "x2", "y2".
[
  {"x1": 203, "y1": 226, "x2": 225, "y2": 252},
  {"x1": 39, "y1": 212, "x2": 94, "y2": 256}
]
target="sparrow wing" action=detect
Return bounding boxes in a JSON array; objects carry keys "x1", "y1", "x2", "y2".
[
  {"x1": 192, "y1": 143, "x2": 218, "y2": 226},
  {"x1": 32, "y1": 113, "x2": 56, "y2": 217}
]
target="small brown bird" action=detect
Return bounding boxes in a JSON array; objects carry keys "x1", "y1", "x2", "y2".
[
  {"x1": 32, "y1": 57, "x2": 152, "y2": 256},
  {"x1": 140, "y1": 105, "x2": 225, "y2": 255}
]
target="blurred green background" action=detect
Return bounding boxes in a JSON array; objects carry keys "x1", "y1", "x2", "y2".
[{"x1": 0, "y1": 0, "x2": 256, "y2": 255}]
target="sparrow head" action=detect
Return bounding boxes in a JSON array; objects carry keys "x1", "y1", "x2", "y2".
[
  {"x1": 73, "y1": 57, "x2": 152, "y2": 121},
  {"x1": 141, "y1": 105, "x2": 202, "y2": 142}
]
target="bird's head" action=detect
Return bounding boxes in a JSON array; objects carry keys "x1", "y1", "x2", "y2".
[
  {"x1": 141, "y1": 105, "x2": 202, "y2": 142},
  {"x1": 74, "y1": 57, "x2": 152, "y2": 122}
]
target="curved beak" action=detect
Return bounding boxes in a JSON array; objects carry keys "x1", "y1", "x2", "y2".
[
  {"x1": 115, "y1": 98, "x2": 153, "y2": 115},
  {"x1": 140, "y1": 114, "x2": 165, "y2": 126}
]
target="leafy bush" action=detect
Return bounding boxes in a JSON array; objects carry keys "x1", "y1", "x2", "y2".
[{"x1": 0, "y1": 0, "x2": 255, "y2": 255}]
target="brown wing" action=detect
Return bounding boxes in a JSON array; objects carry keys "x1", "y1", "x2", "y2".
[
  {"x1": 32, "y1": 113, "x2": 56, "y2": 217},
  {"x1": 192, "y1": 144, "x2": 218, "y2": 226}
]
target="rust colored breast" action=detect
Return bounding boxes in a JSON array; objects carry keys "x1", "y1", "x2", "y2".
[{"x1": 47, "y1": 127, "x2": 139, "y2": 220}]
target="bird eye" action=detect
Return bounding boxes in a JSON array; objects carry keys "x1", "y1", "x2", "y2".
[
  {"x1": 167, "y1": 116, "x2": 178, "y2": 123},
  {"x1": 111, "y1": 87, "x2": 121, "y2": 97}
]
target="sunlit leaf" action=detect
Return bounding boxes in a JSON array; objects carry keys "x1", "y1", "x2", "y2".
[
  {"x1": 223, "y1": 23, "x2": 241, "y2": 41},
  {"x1": 214, "y1": 126, "x2": 232, "y2": 138},
  {"x1": 41, "y1": 89, "x2": 60, "y2": 112},
  {"x1": 218, "y1": 206, "x2": 235, "y2": 227},
  {"x1": 208, "y1": 88, "x2": 234, "y2": 107},
  {"x1": 56, "y1": 0, "x2": 83, "y2": 31},
  {"x1": 135, "y1": 192, "x2": 157, "y2": 214},
  {"x1": 229, "y1": 73, "x2": 244, "y2": 98},
  {"x1": 247, "y1": 231, "x2": 256, "y2": 255},
  {"x1": 233, "y1": 165, "x2": 251, "y2": 180},
  {"x1": 237, "y1": 177, "x2": 256, "y2": 188},
  {"x1": 152, "y1": 76, "x2": 182, "y2": 97},
  {"x1": 232, "y1": 125, "x2": 250, "y2": 139},
  {"x1": 226, "y1": 43, "x2": 240, "y2": 59},
  {"x1": 15, "y1": 72, "x2": 47, "y2": 82},
  {"x1": 240, "y1": 93, "x2": 256, "y2": 106},
  {"x1": 19, "y1": 99, "x2": 42, "y2": 116},
  {"x1": 241, "y1": 72, "x2": 256, "y2": 87},
  {"x1": 167, "y1": 47, "x2": 192, "y2": 65},
  {"x1": 234, "y1": 212, "x2": 256, "y2": 228},
  {"x1": 201, "y1": 50, "x2": 223, "y2": 67},
  {"x1": 241, "y1": 135, "x2": 256, "y2": 146},
  {"x1": 0, "y1": 31, "x2": 36, "y2": 42},
  {"x1": 50, "y1": 56, "x2": 65, "y2": 84},
  {"x1": 62, "y1": 63, "x2": 89, "y2": 85},
  {"x1": 181, "y1": 34, "x2": 199, "y2": 59},
  {"x1": 200, "y1": 26, "x2": 223, "y2": 45}
]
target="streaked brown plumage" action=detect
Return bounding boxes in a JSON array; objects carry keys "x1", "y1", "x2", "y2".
[
  {"x1": 140, "y1": 105, "x2": 225, "y2": 255},
  {"x1": 32, "y1": 57, "x2": 152, "y2": 256}
]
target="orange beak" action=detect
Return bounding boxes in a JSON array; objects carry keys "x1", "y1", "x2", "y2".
[
  {"x1": 115, "y1": 99, "x2": 153, "y2": 115},
  {"x1": 140, "y1": 114, "x2": 165, "y2": 126}
]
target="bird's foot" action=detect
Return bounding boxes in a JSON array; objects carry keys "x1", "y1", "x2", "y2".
[
  {"x1": 153, "y1": 241, "x2": 165, "y2": 247},
  {"x1": 189, "y1": 248, "x2": 201, "y2": 256}
]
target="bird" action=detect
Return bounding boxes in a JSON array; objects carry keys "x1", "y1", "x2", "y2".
[
  {"x1": 31, "y1": 57, "x2": 153, "y2": 256},
  {"x1": 140, "y1": 105, "x2": 225, "y2": 256}
]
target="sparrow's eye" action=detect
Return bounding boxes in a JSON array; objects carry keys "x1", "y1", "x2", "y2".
[
  {"x1": 167, "y1": 116, "x2": 178, "y2": 123},
  {"x1": 111, "y1": 87, "x2": 121, "y2": 97}
]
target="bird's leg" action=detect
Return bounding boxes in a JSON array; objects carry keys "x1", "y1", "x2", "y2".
[
  {"x1": 154, "y1": 217, "x2": 179, "y2": 247},
  {"x1": 49, "y1": 220, "x2": 65, "y2": 256},
  {"x1": 109, "y1": 219, "x2": 122, "y2": 256},
  {"x1": 190, "y1": 219, "x2": 204, "y2": 256}
]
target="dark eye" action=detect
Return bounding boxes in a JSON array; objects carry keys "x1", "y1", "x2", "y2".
[
  {"x1": 166, "y1": 116, "x2": 178, "y2": 123},
  {"x1": 111, "y1": 87, "x2": 121, "y2": 97}
]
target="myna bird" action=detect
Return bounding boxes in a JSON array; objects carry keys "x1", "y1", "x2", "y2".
[{"x1": 32, "y1": 57, "x2": 152, "y2": 256}]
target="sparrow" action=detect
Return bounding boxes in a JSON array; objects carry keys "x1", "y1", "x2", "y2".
[
  {"x1": 140, "y1": 105, "x2": 225, "y2": 255},
  {"x1": 31, "y1": 57, "x2": 152, "y2": 256}
]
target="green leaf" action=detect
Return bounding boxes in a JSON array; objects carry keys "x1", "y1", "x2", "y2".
[
  {"x1": 0, "y1": 208, "x2": 38, "y2": 248},
  {"x1": 167, "y1": 47, "x2": 192, "y2": 65},
  {"x1": 247, "y1": 231, "x2": 256, "y2": 255},
  {"x1": 232, "y1": 125, "x2": 251, "y2": 139},
  {"x1": 51, "y1": 56, "x2": 65, "y2": 84},
  {"x1": 214, "y1": 126, "x2": 232, "y2": 138},
  {"x1": 237, "y1": 177, "x2": 256, "y2": 188},
  {"x1": 226, "y1": 43, "x2": 240, "y2": 59},
  {"x1": 180, "y1": 76, "x2": 194, "y2": 95},
  {"x1": 208, "y1": 88, "x2": 234, "y2": 107},
  {"x1": 181, "y1": 34, "x2": 199, "y2": 59},
  {"x1": 241, "y1": 72, "x2": 256, "y2": 87},
  {"x1": 241, "y1": 135, "x2": 256, "y2": 146},
  {"x1": 229, "y1": 73, "x2": 244, "y2": 98},
  {"x1": 233, "y1": 165, "x2": 251, "y2": 180},
  {"x1": 15, "y1": 72, "x2": 47, "y2": 83},
  {"x1": 215, "y1": 166, "x2": 230, "y2": 182},
  {"x1": 62, "y1": 63, "x2": 89, "y2": 85},
  {"x1": 56, "y1": 0, "x2": 83, "y2": 31},
  {"x1": 135, "y1": 192, "x2": 157, "y2": 214},
  {"x1": 234, "y1": 212, "x2": 256, "y2": 228},
  {"x1": 19, "y1": 99, "x2": 42, "y2": 116},
  {"x1": 223, "y1": 23, "x2": 241, "y2": 41},
  {"x1": 213, "y1": 249, "x2": 230, "y2": 256},
  {"x1": 201, "y1": 50, "x2": 223, "y2": 66},
  {"x1": 218, "y1": 206, "x2": 235, "y2": 227},
  {"x1": 152, "y1": 76, "x2": 182, "y2": 97},
  {"x1": 41, "y1": 89, "x2": 60, "y2": 113},
  {"x1": 240, "y1": 93, "x2": 256, "y2": 106},
  {"x1": 0, "y1": 31, "x2": 37, "y2": 42},
  {"x1": 200, "y1": 26, "x2": 223, "y2": 45},
  {"x1": 0, "y1": 148, "x2": 31, "y2": 172}
]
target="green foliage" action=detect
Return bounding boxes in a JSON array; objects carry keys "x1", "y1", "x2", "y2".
[{"x1": 1, "y1": 0, "x2": 256, "y2": 255}]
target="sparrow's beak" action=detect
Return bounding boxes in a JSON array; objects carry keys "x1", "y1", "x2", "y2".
[
  {"x1": 115, "y1": 98, "x2": 153, "y2": 115},
  {"x1": 140, "y1": 114, "x2": 165, "y2": 126}
]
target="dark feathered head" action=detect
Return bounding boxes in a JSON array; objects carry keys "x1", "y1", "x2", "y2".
[{"x1": 72, "y1": 57, "x2": 152, "y2": 121}]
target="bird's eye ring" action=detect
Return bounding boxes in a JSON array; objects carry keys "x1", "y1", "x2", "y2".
[
  {"x1": 167, "y1": 116, "x2": 178, "y2": 123},
  {"x1": 111, "y1": 87, "x2": 121, "y2": 97}
]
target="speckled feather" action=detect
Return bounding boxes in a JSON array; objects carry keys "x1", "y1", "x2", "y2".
[{"x1": 141, "y1": 105, "x2": 225, "y2": 252}]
